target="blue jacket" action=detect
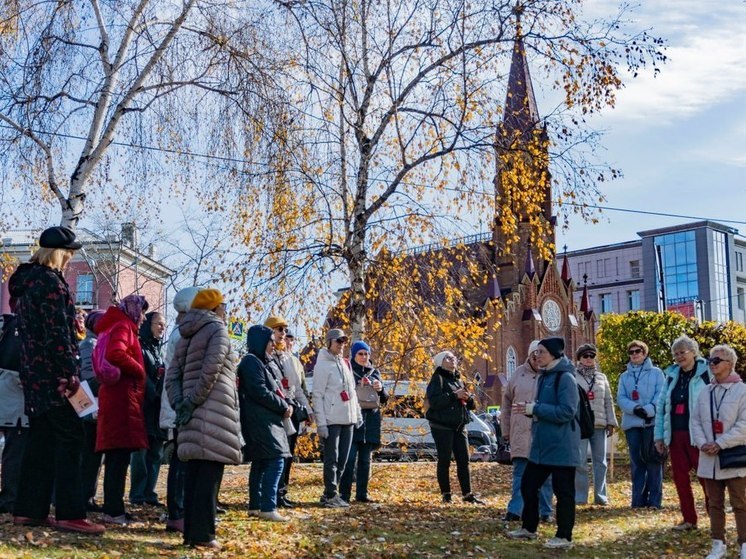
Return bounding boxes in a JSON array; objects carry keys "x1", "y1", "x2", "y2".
[
  {"x1": 655, "y1": 357, "x2": 712, "y2": 445},
  {"x1": 529, "y1": 356, "x2": 581, "y2": 467},
  {"x1": 617, "y1": 358, "x2": 664, "y2": 431}
]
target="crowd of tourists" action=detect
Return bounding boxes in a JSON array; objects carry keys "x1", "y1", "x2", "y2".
[{"x1": 1, "y1": 226, "x2": 746, "y2": 558}]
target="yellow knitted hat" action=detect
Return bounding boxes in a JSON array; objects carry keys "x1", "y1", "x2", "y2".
[{"x1": 191, "y1": 289, "x2": 224, "y2": 310}]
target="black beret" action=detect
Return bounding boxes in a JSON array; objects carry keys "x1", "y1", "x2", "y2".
[{"x1": 39, "y1": 226, "x2": 82, "y2": 250}]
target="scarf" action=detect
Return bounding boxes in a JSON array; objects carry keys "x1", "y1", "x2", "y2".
[
  {"x1": 577, "y1": 364, "x2": 597, "y2": 385},
  {"x1": 117, "y1": 294, "x2": 148, "y2": 325}
]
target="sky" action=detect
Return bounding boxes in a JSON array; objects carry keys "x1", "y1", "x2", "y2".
[{"x1": 554, "y1": 0, "x2": 746, "y2": 252}]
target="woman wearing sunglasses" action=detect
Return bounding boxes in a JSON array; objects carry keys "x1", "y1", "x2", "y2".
[
  {"x1": 691, "y1": 345, "x2": 746, "y2": 559},
  {"x1": 617, "y1": 340, "x2": 665, "y2": 508},
  {"x1": 655, "y1": 335, "x2": 713, "y2": 531},
  {"x1": 574, "y1": 344, "x2": 618, "y2": 506}
]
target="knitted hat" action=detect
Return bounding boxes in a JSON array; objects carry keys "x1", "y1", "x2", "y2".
[
  {"x1": 575, "y1": 343, "x2": 597, "y2": 360},
  {"x1": 433, "y1": 351, "x2": 454, "y2": 368},
  {"x1": 84, "y1": 310, "x2": 105, "y2": 332},
  {"x1": 539, "y1": 337, "x2": 565, "y2": 359},
  {"x1": 264, "y1": 315, "x2": 289, "y2": 330},
  {"x1": 351, "y1": 340, "x2": 371, "y2": 358},
  {"x1": 173, "y1": 287, "x2": 201, "y2": 313},
  {"x1": 326, "y1": 328, "x2": 347, "y2": 342},
  {"x1": 191, "y1": 288, "x2": 224, "y2": 310}
]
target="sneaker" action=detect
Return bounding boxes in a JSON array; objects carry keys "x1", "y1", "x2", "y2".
[
  {"x1": 355, "y1": 497, "x2": 376, "y2": 504},
  {"x1": 502, "y1": 512, "x2": 521, "y2": 522},
  {"x1": 102, "y1": 513, "x2": 129, "y2": 526},
  {"x1": 324, "y1": 496, "x2": 350, "y2": 509},
  {"x1": 463, "y1": 494, "x2": 485, "y2": 505},
  {"x1": 13, "y1": 516, "x2": 56, "y2": 527},
  {"x1": 672, "y1": 521, "x2": 697, "y2": 531},
  {"x1": 544, "y1": 537, "x2": 573, "y2": 549},
  {"x1": 192, "y1": 540, "x2": 221, "y2": 550},
  {"x1": 55, "y1": 519, "x2": 106, "y2": 535},
  {"x1": 507, "y1": 528, "x2": 537, "y2": 540},
  {"x1": 258, "y1": 510, "x2": 289, "y2": 522},
  {"x1": 540, "y1": 515, "x2": 554, "y2": 523},
  {"x1": 248, "y1": 509, "x2": 261, "y2": 517},
  {"x1": 319, "y1": 495, "x2": 328, "y2": 504},
  {"x1": 442, "y1": 493, "x2": 452, "y2": 503},
  {"x1": 278, "y1": 496, "x2": 295, "y2": 509},
  {"x1": 706, "y1": 539, "x2": 726, "y2": 559},
  {"x1": 165, "y1": 518, "x2": 184, "y2": 533}
]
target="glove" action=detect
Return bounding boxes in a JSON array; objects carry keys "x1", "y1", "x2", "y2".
[
  {"x1": 317, "y1": 425, "x2": 329, "y2": 439},
  {"x1": 57, "y1": 376, "x2": 81, "y2": 397},
  {"x1": 356, "y1": 418, "x2": 364, "y2": 430},
  {"x1": 175, "y1": 400, "x2": 197, "y2": 426},
  {"x1": 633, "y1": 406, "x2": 648, "y2": 419}
]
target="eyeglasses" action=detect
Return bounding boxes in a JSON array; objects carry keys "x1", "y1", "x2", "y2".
[
  {"x1": 334, "y1": 338, "x2": 348, "y2": 344},
  {"x1": 708, "y1": 357, "x2": 731, "y2": 366},
  {"x1": 673, "y1": 350, "x2": 691, "y2": 358},
  {"x1": 580, "y1": 353, "x2": 596, "y2": 360},
  {"x1": 628, "y1": 348, "x2": 644, "y2": 355}
]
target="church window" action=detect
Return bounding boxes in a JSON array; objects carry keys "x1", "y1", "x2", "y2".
[{"x1": 506, "y1": 346, "x2": 517, "y2": 380}]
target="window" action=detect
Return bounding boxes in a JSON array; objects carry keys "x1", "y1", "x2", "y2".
[
  {"x1": 737, "y1": 252, "x2": 744, "y2": 273},
  {"x1": 712, "y1": 231, "x2": 730, "y2": 322},
  {"x1": 506, "y1": 346, "x2": 517, "y2": 380},
  {"x1": 596, "y1": 259, "x2": 604, "y2": 278},
  {"x1": 75, "y1": 274, "x2": 94, "y2": 306},
  {"x1": 600, "y1": 293, "x2": 613, "y2": 314},
  {"x1": 654, "y1": 230, "x2": 698, "y2": 310},
  {"x1": 738, "y1": 287, "x2": 745, "y2": 311},
  {"x1": 630, "y1": 260, "x2": 640, "y2": 279},
  {"x1": 627, "y1": 290, "x2": 641, "y2": 311}
]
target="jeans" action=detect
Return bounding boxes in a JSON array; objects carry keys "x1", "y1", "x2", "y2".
[
  {"x1": 103, "y1": 448, "x2": 132, "y2": 516},
  {"x1": 0, "y1": 426, "x2": 28, "y2": 513},
  {"x1": 625, "y1": 427, "x2": 662, "y2": 508},
  {"x1": 575, "y1": 427, "x2": 609, "y2": 504},
  {"x1": 167, "y1": 434, "x2": 185, "y2": 521},
  {"x1": 521, "y1": 462, "x2": 576, "y2": 541},
  {"x1": 322, "y1": 424, "x2": 354, "y2": 498},
  {"x1": 80, "y1": 421, "x2": 102, "y2": 504},
  {"x1": 248, "y1": 457, "x2": 284, "y2": 512},
  {"x1": 339, "y1": 442, "x2": 375, "y2": 501},
  {"x1": 129, "y1": 434, "x2": 164, "y2": 504},
  {"x1": 507, "y1": 457, "x2": 553, "y2": 517},
  {"x1": 184, "y1": 460, "x2": 223, "y2": 545},
  {"x1": 14, "y1": 405, "x2": 86, "y2": 521},
  {"x1": 431, "y1": 426, "x2": 472, "y2": 496}
]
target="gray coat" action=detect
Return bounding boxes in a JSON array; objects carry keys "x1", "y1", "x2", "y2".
[{"x1": 166, "y1": 309, "x2": 242, "y2": 465}]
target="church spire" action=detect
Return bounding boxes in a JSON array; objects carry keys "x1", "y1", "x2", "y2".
[
  {"x1": 524, "y1": 243, "x2": 536, "y2": 279},
  {"x1": 503, "y1": 4, "x2": 540, "y2": 139},
  {"x1": 580, "y1": 273, "x2": 591, "y2": 317},
  {"x1": 561, "y1": 245, "x2": 571, "y2": 284}
]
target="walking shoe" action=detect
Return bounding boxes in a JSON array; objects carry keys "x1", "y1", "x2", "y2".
[
  {"x1": 544, "y1": 537, "x2": 573, "y2": 549},
  {"x1": 502, "y1": 512, "x2": 521, "y2": 522},
  {"x1": 507, "y1": 527, "x2": 537, "y2": 540},
  {"x1": 442, "y1": 492, "x2": 452, "y2": 503},
  {"x1": 258, "y1": 510, "x2": 289, "y2": 522},
  {"x1": 248, "y1": 509, "x2": 261, "y2": 517},
  {"x1": 706, "y1": 539, "x2": 726, "y2": 559},
  {"x1": 102, "y1": 514, "x2": 129, "y2": 526},
  {"x1": 278, "y1": 496, "x2": 295, "y2": 509},
  {"x1": 55, "y1": 519, "x2": 106, "y2": 535},
  {"x1": 463, "y1": 494, "x2": 485, "y2": 505},
  {"x1": 192, "y1": 539, "x2": 221, "y2": 550},
  {"x1": 165, "y1": 518, "x2": 184, "y2": 533},
  {"x1": 355, "y1": 497, "x2": 376, "y2": 504},
  {"x1": 540, "y1": 515, "x2": 554, "y2": 523},
  {"x1": 672, "y1": 521, "x2": 696, "y2": 531},
  {"x1": 13, "y1": 516, "x2": 56, "y2": 527},
  {"x1": 324, "y1": 496, "x2": 350, "y2": 509},
  {"x1": 319, "y1": 494, "x2": 328, "y2": 504}
]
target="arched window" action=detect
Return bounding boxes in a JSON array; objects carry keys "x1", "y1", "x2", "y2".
[{"x1": 506, "y1": 346, "x2": 517, "y2": 380}]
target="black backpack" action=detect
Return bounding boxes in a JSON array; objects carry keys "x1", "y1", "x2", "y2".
[{"x1": 554, "y1": 372, "x2": 595, "y2": 439}]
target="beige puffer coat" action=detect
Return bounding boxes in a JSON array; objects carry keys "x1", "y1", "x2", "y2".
[
  {"x1": 166, "y1": 309, "x2": 242, "y2": 464},
  {"x1": 501, "y1": 360, "x2": 541, "y2": 458}
]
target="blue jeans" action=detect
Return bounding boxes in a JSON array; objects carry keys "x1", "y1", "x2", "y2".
[
  {"x1": 625, "y1": 427, "x2": 662, "y2": 508},
  {"x1": 248, "y1": 458, "x2": 284, "y2": 512},
  {"x1": 129, "y1": 434, "x2": 164, "y2": 504},
  {"x1": 339, "y1": 442, "x2": 374, "y2": 501},
  {"x1": 575, "y1": 428, "x2": 608, "y2": 504},
  {"x1": 508, "y1": 457, "x2": 553, "y2": 517}
]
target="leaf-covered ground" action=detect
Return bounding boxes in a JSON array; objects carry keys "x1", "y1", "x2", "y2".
[{"x1": 0, "y1": 461, "x2": 723, "y2": 558}]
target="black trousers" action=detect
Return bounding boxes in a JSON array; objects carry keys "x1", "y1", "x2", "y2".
[
  {"x1": 184, "y1": 460, "x2": 224, "y2": 545},
  {"x1": 80, "y1": 420, "x2": 102, "y2": 504},
  {"x1": 521, "y1": 461, "x2": 576, "y2": 540},
  {"x1": 103, "y1": 448, "x2": 132, "y2": 516},
  {"x1": 167, "y1": 432, "x2": 185, "y2": 521},
  {"x1": 0, "y1": 425, "x2": 28, "y2": 513},
  {"x1": 14, "y1": 404, "x2": 86, "y2": 521},
  {"x1": 278, "y1": 426, "x2": 299, "y2": 498},
  {"x1": 431, "y1": 426, "x2": 471, "y2": 496}
]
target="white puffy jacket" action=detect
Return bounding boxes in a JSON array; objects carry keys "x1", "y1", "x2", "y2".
[{"x1": 312, "y1": 348, "x2": 361, "y2": 428}]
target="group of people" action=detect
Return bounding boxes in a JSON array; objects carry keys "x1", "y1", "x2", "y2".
[
  {"x1": 3, "y1": 226, "x2": 746, "y2": 557},
  {"x1": 499, "y1": 334, "x2": 746, "y2": 558}
]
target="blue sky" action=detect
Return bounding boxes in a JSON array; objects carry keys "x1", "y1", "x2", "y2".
[{"x1": 555, "y1": 0, "x2": 746, "y2": 251}]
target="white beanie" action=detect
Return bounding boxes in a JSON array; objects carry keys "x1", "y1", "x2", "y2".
[
  {"x1": 433, "y1": 351, "x2": 453, "y2": 368},
  {"x1": 173, "y1": 286, "x2": 201, "y2": 313},
  {"x1": 528, "y1": 340, "x2": 541, "y2": 354}
]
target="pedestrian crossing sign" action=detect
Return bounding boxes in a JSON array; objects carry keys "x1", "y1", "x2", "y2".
[{"x1": 228, "y1": 320, "x2": 246, "y2": 340}]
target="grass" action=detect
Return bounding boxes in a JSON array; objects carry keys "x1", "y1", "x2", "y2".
[{"x1": 0, "y1": 460, "x2": 723, "y2": 558}]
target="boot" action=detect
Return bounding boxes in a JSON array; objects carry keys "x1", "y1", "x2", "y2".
[{"x1": 705, "y1": 540, "x2": 726, "y2": 559}]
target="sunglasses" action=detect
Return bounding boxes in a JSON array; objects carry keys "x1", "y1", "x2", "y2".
[
  {"x1": 580, "y1": 353, "x2": 596, "y2": 359},
  {"x1": 708, "y1": 357, "x2": 730, "y2": 366},
  {"x1": 628, "y1": 348, "x2": 644, "y2": 355},
  {"x1": 276, "y1": 327, "x2": 288, "y2": 333},
  {"x1": 334, "y1": 338, "x2": 348, "y2": 344}
]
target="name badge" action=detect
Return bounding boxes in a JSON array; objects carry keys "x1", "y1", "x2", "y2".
[
  {"x1": 587, "y1": 391, "x2": 595, "y2": 401},
  {"x1": 713, "y1": 420, "x2": 724, "y2": 434},
  {"x1": 674, "y1": 403, "x2": 685, "y2": 415},
  {"x1": 282, "y1": 377, "x2": 290, "y2": 389},
  {"x1": 631, "y1": 390, "x2": 639, "y2": 401},
  {"x1": 340, "y1": 390, "x2": 350, "y2": 402}
]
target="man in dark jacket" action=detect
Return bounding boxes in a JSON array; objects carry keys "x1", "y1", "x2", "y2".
[
  {"x1": 508, "y1": 336, "x2": 581, "y2": 550},
  {"x1": 238, "y1": 325, "x2": 292, "y2": 522}
]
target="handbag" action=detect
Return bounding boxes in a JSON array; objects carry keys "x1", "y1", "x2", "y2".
[
  {"x1": 710, "y1": 387, "x2": 746, "y2": 469},
  {"x1": 356, "y1": 383, "x2": 380, "y2": 410},
  {"x1": 291, "y1": 400, "x2": 310, "y2": 423},
  {"x1": 497, "y1": 438, "x2": 512, "y2": 465},
  {"x1": 640, "y1": 425, "x2": 667, "y2": 464}
]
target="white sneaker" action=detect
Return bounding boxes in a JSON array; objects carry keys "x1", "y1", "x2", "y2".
[
  {"x1": 324, "y1": 496, "x2": 350, "y2": 508},
  {"x1": 507, "y1": 527, "x2": 537, "y2": 540},
  {"x1": 258, "y1": 510, "x2": 289, "y2": 522},
  {"x1": 544, "y1": 537, "x2": 573, "y2": 549},
  {"x1": 706, "y1": 540, "x2": 727, "y2": 559}
]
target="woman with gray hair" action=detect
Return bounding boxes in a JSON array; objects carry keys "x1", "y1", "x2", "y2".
[
  {"x1": 654, "y1": 335, "x2": 713, "y2": 530},
  {"x1": 691, "y1": 344, "x2": 746, "y2": 559}
]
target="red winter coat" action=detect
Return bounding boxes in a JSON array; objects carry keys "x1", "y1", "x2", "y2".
[{"x1": 94, "y1": 306, "x2": 147, "y2": 452}]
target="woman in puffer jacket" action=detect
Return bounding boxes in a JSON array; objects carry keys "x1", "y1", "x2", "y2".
[
  {"x1": 691, "y1": 344, "x2": 746, "y2": 559},
  {"x1": 166, "y1": 289, "x2": 241, "y2": 551}
]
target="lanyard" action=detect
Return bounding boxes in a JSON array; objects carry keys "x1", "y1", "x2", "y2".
[
  {"x1": 710, "y1": 385, "x2": 731, "y2": 420},
  {"x1": 676, "y1": 369, "x2": 694, "y2": 402},
  {"x1": 334, "y1": 359, "x2": 349, "y2": 392},
  {"x1": 631, "y1": 366, "x2": 643, "y2": 390}
]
